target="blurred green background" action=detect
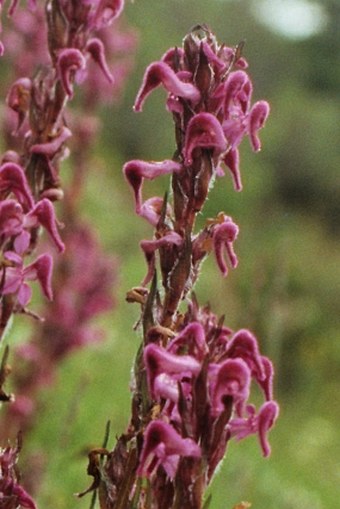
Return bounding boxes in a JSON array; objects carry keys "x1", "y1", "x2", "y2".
[{"x1": 6, "y1": 0, "x2": 340, "y2": 508}]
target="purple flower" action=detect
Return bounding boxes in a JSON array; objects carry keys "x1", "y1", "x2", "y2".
[
  {"x1": 210, "y1": 358, "x2": 251, "y2": 417},
  {"x1": 30, "y1": 126, "x2": 72, "y2": 157},
  {"x1": 144, "y1": 343, "x2": 201, "y2": 399},
  {"x1": 6, "y1": 77, "x2": 32, "y2": 131},
  {"x1": 57, "y1": 48, "x2": 86, "y2": 98},
  {"x1": 167, "y1": 322, "x2": 208, "y2": 361},
  {"x1": 134, "y1": 61, "x2": 200, "y2": 112},
  {"x1": 228, "y1": 401, "x2": 279, "y2": 457},
  {"x1": 2, "y1": 251, "x2": 53, "y2": 306},
  {"x1": 226, "y1": 329, "x2": 266, "y2": 382},
  {"x1": 138, "y1": 196, "x2": 172, "y2": 226},
  {"x1": 222, "y1": 148, "x2": 242, "y2": 191},
  {"x1": 123, "y1": 159, "x2": 182, "y2": 213},
  {"x1": 86, "y1": 37, "x2": 113, "y2": 83},
  {"x1": 183, "y1": 112, "x2": 227, "y2": 166},
  {"x1": 140, "y1": 231, "x2": 183, "y2": 285},
  {"x1": 137, "y1": 420, "x2": 201, "y2": 479},
  {"x1": 89, "y1": 0, "x2": 125, "y2": 30},
  {"x1": 0, "y1": 439, "x2": 37, "y2": 509},
  {"x1": 212, "y1": 215, "x2": 239, "y2": 276},
  {"x1": 248, "y1": 100, "x2": 270, "y2": 152},
  {"x1": 25, "y1": 198, "x2": 65, "y2": 253},
  {"x1": 0, "y1": 199, "x2": 24, "y2": 243},
  {"x1": 0, "y1": 162, "x2": 34, "y2": 211}
]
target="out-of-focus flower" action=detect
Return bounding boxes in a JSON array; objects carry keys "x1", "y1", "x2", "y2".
[
  {"x1": 0, "y1": 437, "x2": 37, "y2": 508},
  {"x1": 2, "y1": 251, "x2": 53, "y2": 307}
]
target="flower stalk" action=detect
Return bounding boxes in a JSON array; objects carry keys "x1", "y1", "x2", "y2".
[{"x1": 82, "y1": 25, "x2": 278, "y2": 509}]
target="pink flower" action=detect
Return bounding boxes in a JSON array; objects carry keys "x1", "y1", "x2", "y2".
[
  {"x1": 248, "y1": 101, "x2": 270, "y2": 152},
  {"x1": 25, "y1": 198, "x2": 65, "y2": 253},
  {"x1": 137, "y1": 420, "x2": 201, "y2": 479},
  {"x1": 210, "y1": 358, "x2": 251, "y2": 417},
  {"x1": 226, "y1": 329, "x2": 266, "y2": 381},
  {"x1": 144, "y1": 343, "x2": 201, "y2": 399},
  {"x1": 0, "y1": 439, "x2": 37, "y2": 509},
  {"x1": 183, "y1": 112, "x2": 227, "y2": 166},
  {"x1": 2, "y1": 251, "x2": 53, "y2": 306},
  {"x1": 228, "y1": 401, "x2": 279, "y2": 457},
  {"x1": 90, "y1": 0, "x2": 125, "y2": 30},
  {"x1": 0, "y1": 162, "x2": 34, "y2": 211},
  {"x1": 123, "y1": 159, "x2": 182, "y2": 213},
  {"x1": 212, "y1": 215, "x2": 239, "y2": 276},
  {"x1": 0, "y1": 199, "x2": 24, "y2": 243},
  {"x1": 57, "y1": 48, "x2": 86, "y2": 98},
  {"x1": 140, "y1": 231, "x2": 183, "y2": 285},
  {"x1": 167, "y1": 322, "x2": 208, "y2": 361},
  {"x1": 86, "y1": 37, "x2": 113, "y2": 83},
  {"x1": 30, "y1": 126, "x2": 72, "y2": 157},
  {"x1": 134, "y1": 61, "x2": 200, "y2": 112}
]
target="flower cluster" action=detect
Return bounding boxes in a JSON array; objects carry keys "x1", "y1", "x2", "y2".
[
  {"x1": 139, "y1": 303, "x2": 278, "y2": 490},
  {"x1": 0, "y1": 0, "x2": 133, "y2": 503},
  {"x1": 0, "y1": 160, "x2": 63, "y2": 330},
  {"x1": 0, "y1": 220, "x2": 117, "y2": 442},
  {"x1": 123, "y1": 27, "x2": 270, "y2": 332},
  {"x1": 0, "y1": 434, "x2": 36, "y2": 509},
  {"x1": 86, "y1": 26, "x2": 277, "y2": 509},
  {"x1": 0, "y1": 0, "x2": 126, "y2": 336}
]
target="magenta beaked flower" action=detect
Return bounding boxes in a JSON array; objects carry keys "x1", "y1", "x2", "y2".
[
  {"x1": 248, "y1": 100, "x2": 270, "y2": 152},
  {"x1": 144, "y1": 343, "x2": 201, "y2": 399},
  {"x1": 86, "y1": 37, "x2": 113, "y2": 83},
  {"x1": 222, "y1": 148, "x2": 242, "y2": 191},
  {"x1": 25, "y1": 198, "x2": 65, "y2": 253},
  {"x1": 228, "y1": 401, "x2": 279, "y2": 457},
  {"x1": 6, "y1": 77, "x2": 32, "y2": 131},
  {"x1": 133, "y1": 61, "x2": 200, "y2": 112},
  {"x1": 0, "y1": 199, "x2": 23, "y2": 242},
  {"x1": 210, "y1": 358, "x2": 251, "y2": 417},
  {"x1": 30, "y1": 126, "x2": 72, "y2": 157},
  {"x1": 0, "y1": 438, "x2": 37, "y2": 509},
  {"x1": 138, "y1": 196, "x2": 172, "y2": 226},
  {"x1": 212, "y1": 215, "x2": 239, "y2": 276},
  {"x1": 226, "y1": 329, "x2": 266, "y2": 381},
  {"x1": 137, "y1": 420, "x2": 201, "y2": 479},
  {"x1": 123, "y1": 159, "x2": 182, "y2": 213},
  {"x1": 57, "y1": 48, "x2": 86, "y2": 98},
  {"x1": 3, "y1": 251, "x2": 53, "y2": 306},
  {"x1": 89, "y1": 0, "x2": 125, "y2": 30},
  {"x1": 0, "y1": 162, "x2": 34, "y2": 210},
  {"x1": 183, "y1": 112, "x2": 227, "y2": 165},
  {"x1": 167, "y1": 322, "x2": 208, "y2": 361},
  {"x1": 256, "y1": 356, "x2": 275, "y2": 401},
  {"x1": 140, "y1": 231, "x2": 183, "y2": 285}
]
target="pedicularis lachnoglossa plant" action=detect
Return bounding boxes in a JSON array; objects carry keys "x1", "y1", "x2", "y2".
[
  {"x1": 80, "y1": 25, "x2": 279, "y2": 509},
  {"x1": 0, "y1": 1, "x2": 133, "y2": 507}
]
